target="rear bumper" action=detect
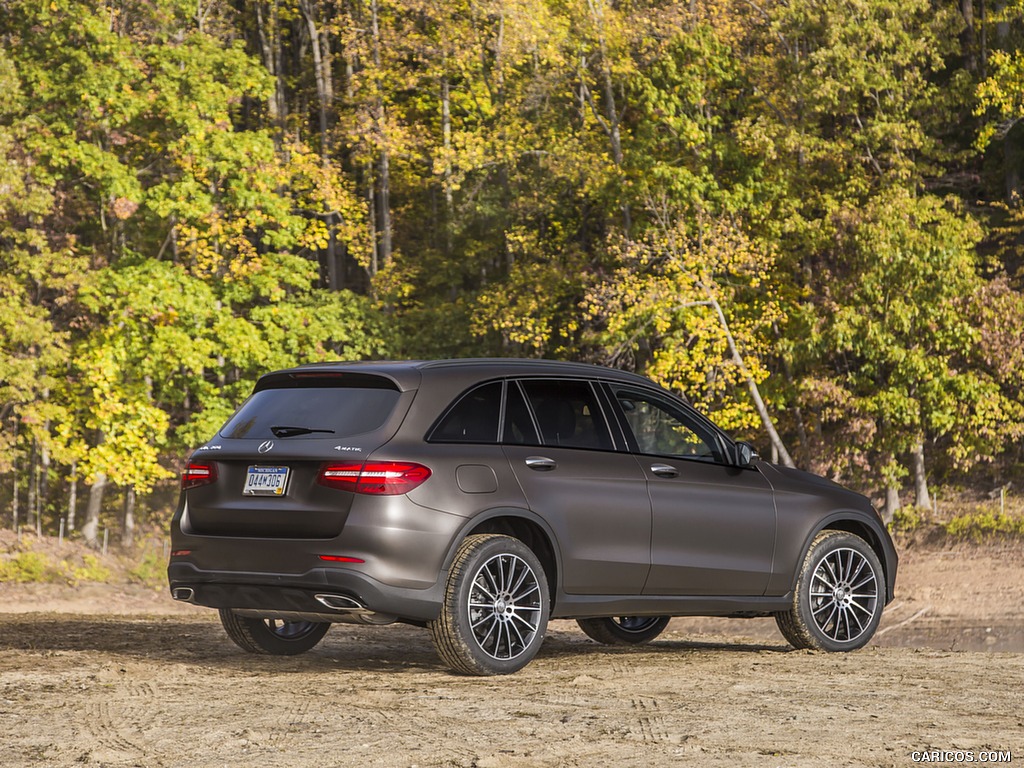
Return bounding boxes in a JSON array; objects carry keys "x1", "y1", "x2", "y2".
[{"x1": 167, "y1": 561, "x2": 445, "y2": 622}]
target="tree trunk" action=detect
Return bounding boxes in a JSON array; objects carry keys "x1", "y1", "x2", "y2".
[
  {"x1": 378, "y1": 148, "x2": 393, "y2": 266},
  {"x1": 370, "y1": 0, "x2": 392, "y2": 269},
  {"x1": 82, "y1": 472, "x2": 107, "y2": 548},
  {"x1": 441, "y1": 76, "x2": 456, "y2": 298},
  {"x1": 441, "y1": 76, "x2": 454, "y2": 242},
  {"x1": 67, "y1": 460, "x2": 78, "y2": 532},
  {"x1": 256, "y1": 0, "x2": 288, "y2": 140},
  {"x1": 703, "y1": 291, "x2": 796, "y2": 467},
  {"x1": 11, "y1": 442, "x2": 18, "y2": 532},
  {"x1": 960, "y1": 0, "x2": 977, "y2": 73},
  {"x1": 883, "y1": 485, "x2": 901, "y2": 524},
  {"x1": 981, "y1": 0, "x2": 988, "y2": 76},
  {"x1": 299, "y1": 0, "x2": 342, "y2": 290},
  {"x1": 37, "y1": 437, "x2": 50, "y2": 535},
  {"x1": 122, "y1": 487, "x2": 136, "y2": 548},
  {"x1": 27, "y1": 439, "x2": 38, "y2": 533},
  {"x1": 585, "y1": 0, "x2": 631, "y2": 235},
  {"x1": 300, "y1": 0, "x2": 332, "y2": 158},
  {"x1": 1005, "y1": 127, "x2": 1022, "y2": 205},
  {"x1": 366, "y1": 160, "x2": 378, "y2": 278},
  {"x1": 910, "y1": 439, "x2": 931, "y2": 509}
]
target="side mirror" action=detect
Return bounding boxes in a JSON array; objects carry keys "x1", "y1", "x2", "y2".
[{"x1": 736, "y1": 441, "x2": 760, "y2": 466}]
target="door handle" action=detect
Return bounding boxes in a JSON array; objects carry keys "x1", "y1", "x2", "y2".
[
  {"x1": 650, "y1": 463, "x2": 679, "y2": 478},
  {"x1": 525, "y1": 456, "x2": 557, "y2": 471}
]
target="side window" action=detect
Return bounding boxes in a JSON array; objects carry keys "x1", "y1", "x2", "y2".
[
  {"x1": 613, "y1": 388, "x2": 722, "y2": 462},
  {"x1": 502, "y1": 381, "x2": 539, "y2": 445},
  {"x1": 429, "y1": 381, "x2": 502, "y2": 443},
  {"x1": 519, "y1": 380, "x2": 613, "y2": 450}
]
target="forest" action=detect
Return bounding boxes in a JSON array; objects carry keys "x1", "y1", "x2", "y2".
[{"x1": 2, "y1": 0, "x2": 1024, "y2": 546}]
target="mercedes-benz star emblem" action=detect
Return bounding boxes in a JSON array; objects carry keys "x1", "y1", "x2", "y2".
[{"x1": 258, "y1": 440, "x2": 274, "y2": 454}]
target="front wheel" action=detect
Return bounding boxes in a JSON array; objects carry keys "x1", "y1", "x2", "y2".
[
  {"x1": 429, "y1": 534, "x2": 550, "y2": 675},
  {"x1": 775, "y1": 530, "x2": 885, "y2": 652},
  {"x1": 576, "y1": 616, "x2": 670, "y2": 645},
  {"x1": 219, "y1": 609, "x2": 330, "y2": 656}
]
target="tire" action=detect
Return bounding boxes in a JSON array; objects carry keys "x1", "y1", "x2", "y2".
[
  {"x1": 219, "y1": 609, "x2": 330, "y2": 656},
  {"x1": 775, "y1": 530, "x2": 885, "y2": 652},
  {"x1": 576, "y1": 616, "x2": 670, "y2": 645},
  {"x1": 429, "y1": 534, "x2": 550, "y2": 676}
]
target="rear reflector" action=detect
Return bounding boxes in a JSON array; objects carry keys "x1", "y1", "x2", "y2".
[
  {"x1": 318, "y1": 555, "x2": 366, "y2": 563},
  {"x1": 170, "y1": 550, "x2": 192, "y2": 557},
  {"x1": 317, "y1": 461, "x2": 432, "y2": 495},
  {"x1": 182, "y1": 462, "x2": 217, "y2": 489}
]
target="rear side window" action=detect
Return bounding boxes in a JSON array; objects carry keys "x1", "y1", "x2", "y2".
[
  {"x1": 221, "y1": 387, "x2": 401, "y2": 439},
  {"x1": 519, "y1": 380, "x2": 612, "y2": 450},
  {"x1": 429, "y1": 382, "x2": 502, "y2": 443}
]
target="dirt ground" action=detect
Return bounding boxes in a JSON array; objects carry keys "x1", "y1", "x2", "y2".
[{"x1": 0, "y1": 543, "x2": 1021, "y2": 767}]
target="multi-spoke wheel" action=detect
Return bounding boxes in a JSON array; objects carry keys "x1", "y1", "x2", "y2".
[
  {"x1": 776, "y1": 530, "x2": 885, "y2": 652},
  {"x1": 576, "y1": 615, "x2": 670, "y2": 645},
  {"x1": 429, "y1": 534, "x2": 549, "y2": 675},
  {"x1": 219, "y1": 609, "x2": 330, "y2": 655}
]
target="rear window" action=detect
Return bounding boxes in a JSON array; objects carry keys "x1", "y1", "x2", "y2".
[{"x1": 220, "y1": 387, "x2": 401, "y2": 440}]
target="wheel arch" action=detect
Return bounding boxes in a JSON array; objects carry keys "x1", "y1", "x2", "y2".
[
  {"x1": 442, "y1": 509, "x2": 561, "y2": 607},
  {"x1": 803, "y1": 513, "x2": 896, "y2": 603}
]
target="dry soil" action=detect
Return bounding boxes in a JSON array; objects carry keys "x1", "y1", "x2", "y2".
[{"x1": 0, "y1": 543, "x2": 1021, "y2": 767}]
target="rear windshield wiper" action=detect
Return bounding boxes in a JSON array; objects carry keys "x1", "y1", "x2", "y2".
[{"x1": 269, "y1": 425, "x2": 337, "y2": 438}]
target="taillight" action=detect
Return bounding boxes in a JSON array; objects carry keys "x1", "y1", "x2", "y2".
[
  {"x1": 317, "y1": 461, "x2": 431, "y2": 495},
  {"x1": 182, "y1": 462, "x2": 217, "y2": 489}
]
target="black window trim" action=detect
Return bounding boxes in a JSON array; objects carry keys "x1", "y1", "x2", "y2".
[
  {"x1": 427, "y1": 375, "x2": 661, "y2": 453},
  {"x1": 504, "y1": 379, "x2": 542, "y2": 446}
]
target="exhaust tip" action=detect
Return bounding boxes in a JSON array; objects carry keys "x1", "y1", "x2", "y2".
[
  {"x1": 314, "y1": 593, "x2": 365, "y2": 611},
  {"x1": 172, "y1": 587, "x2": 195, "y2": 602}
]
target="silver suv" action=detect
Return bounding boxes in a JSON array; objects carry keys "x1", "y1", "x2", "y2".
[{"x1": 168, "y1": 359, "x2": 897, "y2": 675}]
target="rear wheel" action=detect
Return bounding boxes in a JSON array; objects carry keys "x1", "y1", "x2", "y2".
[
  {"x1": 219, "y1": 609, "x2": 330, "y2": 656},
  {"x1": 429, "y1": 534, "x2": 549, "y2": 675},
  {"x1": 576, "y1": 616, "x2": 670, "y2": 645},
  {"x1": 775, "y1": 530, "x2": 885, "y2": 651}
]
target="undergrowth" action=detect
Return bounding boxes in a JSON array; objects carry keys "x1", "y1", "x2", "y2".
[
  {"x1": 127, "y1": 551, "x2": 167, "y2": 586},
  {"x1": 943, "y1": 511, "x2": 1024, "y2": 541},
  {"x1": 886, "y1": 499, "x2": 1024, "y2": 545},
  {"x1": 0, "y1": 535, "x2": 158, "y2": 586},
  {"x1": 0, "y1": 547, "x2": 113, "y2": 585}
]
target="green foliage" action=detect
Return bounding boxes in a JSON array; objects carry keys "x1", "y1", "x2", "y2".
[
  {"x1": 0, "y1": 550, "x2": 61, "y2": 583},
  {"x1": 944, "y1": 511, "x2": 1024, "y2": 541},
  {"x1": 0, "y1": 542, "x2": 115, "y2": 584},
  {"x1": 888, "y1": 507, "x2": 926, "y2": 534},
  {"x1": 69, "y1": 554, "x2": 113, "y2": 584},
  {"x1": 3, "y1": 0, "x2": 1024, "y2": 539},
  {"x1": 127, "y1": 552, "x2": 166, "y2": 586},
  {"x1": 801, "y1": 191, "x2": 990, "y2": 476}
]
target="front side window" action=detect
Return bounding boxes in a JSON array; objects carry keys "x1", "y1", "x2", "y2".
[
  {"x1": 519, "y1": 380, "x2": 613, "y2": 450},
  {"x1": 613, "y1": 388, "x2": 723, "y2": 462}
]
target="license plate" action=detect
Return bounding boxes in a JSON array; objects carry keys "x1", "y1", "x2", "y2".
[{"x1": 243, "y1": 466, "x2": 290, "y2": 496}]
